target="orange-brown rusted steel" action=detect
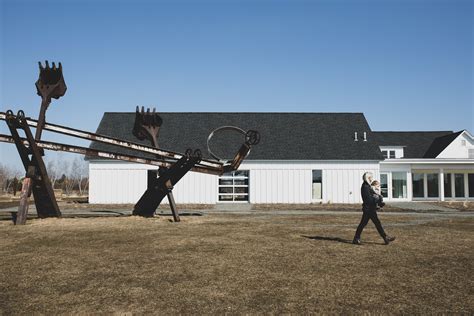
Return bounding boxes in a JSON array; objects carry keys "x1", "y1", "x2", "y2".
[
  {"x1": 35, "y1": 61, "x2": 67, "y2": 141},
  {"x1": 0, "y1": 61, "x2": 260, "y2": 222}
]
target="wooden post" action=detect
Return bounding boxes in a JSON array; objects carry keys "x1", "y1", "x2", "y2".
[{"x1": 16, "y1": 177, "x2": 32, "y2": 225}]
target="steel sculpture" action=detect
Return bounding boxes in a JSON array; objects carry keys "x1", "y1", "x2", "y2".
[{"x1": 0, "y1": 61, "x2": 260, "y2": 224}]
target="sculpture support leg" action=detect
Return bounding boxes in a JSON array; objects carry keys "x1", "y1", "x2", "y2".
[
  {"x1": 16, "y1": 178, "x2": 32, "y2": 225},
  {"x1": 167, "y1": 191, "x2": 180, "y2": 222}
]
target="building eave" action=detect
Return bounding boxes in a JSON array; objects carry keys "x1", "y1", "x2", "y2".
[{"x1": 381, "y1": 158, "x2": 474, "y2": 165}]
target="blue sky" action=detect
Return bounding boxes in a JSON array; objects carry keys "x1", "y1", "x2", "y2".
[{"x1": 0, "y1": 0, "x2": 472, "y2": 171}]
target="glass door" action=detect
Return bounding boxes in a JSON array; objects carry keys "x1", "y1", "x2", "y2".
[
  {"x1": 218, "y1": 170, "x2": 249, "y2": 202},
  {"x1": 380, "y1": 173, "x2": 389, "y2": 198},
  {"x1": 392, "y1": 172, "x2": 407, "y2": 199}
]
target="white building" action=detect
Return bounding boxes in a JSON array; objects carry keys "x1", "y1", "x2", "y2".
[
  {"x1": 375, "y1": 130, "x2": 474, "y2": 201},
  {"x1": 88, "y1": 113, "x2": 474, "y2": 204}
]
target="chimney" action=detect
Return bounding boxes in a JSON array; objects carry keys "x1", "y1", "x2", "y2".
[
  {"x1": 354, "y1": 132, "x2": 358, "y2": 141},
  {"x1": 363, "y1": 132, "x2": 367, "y2": 141}
]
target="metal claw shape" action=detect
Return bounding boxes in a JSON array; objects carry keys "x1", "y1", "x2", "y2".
[
  {"x1": 133, "y1": 106, "x2": 163, "y2": 148},
  {"x1": 35, "y1": 60, "x2": 67, "y2": 100}
]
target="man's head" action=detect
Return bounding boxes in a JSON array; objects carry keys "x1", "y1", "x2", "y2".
[{"x1": 363, "y1": 172, "x2": 373, "y2": 184}]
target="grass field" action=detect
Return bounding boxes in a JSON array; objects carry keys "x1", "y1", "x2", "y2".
[{"x1": 1, "y1": 212, "x2": 473, "y2": 314}]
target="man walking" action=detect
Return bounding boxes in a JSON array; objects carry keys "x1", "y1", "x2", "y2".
[{"x1": 353, "y1": 172, "x2": 395, "y2": 245}]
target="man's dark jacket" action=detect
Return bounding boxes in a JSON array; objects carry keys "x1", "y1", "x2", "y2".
[{"x1": 361, "y1": 182, "x2": 380, "y2": 212}]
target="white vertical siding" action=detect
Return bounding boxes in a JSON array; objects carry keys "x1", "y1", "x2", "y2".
[
  {"x1": 89, "y1": 160, "x2": 380, "y2": 204},
  {"x1": 241, "y1": 161, "x2": 379, "y2": 204},
  {"x1": 89, "y1": 161, "x2": 217, "y2": 204},
  {"x1": 89, "y1": 163, "x2": 148, "y2": 204}
]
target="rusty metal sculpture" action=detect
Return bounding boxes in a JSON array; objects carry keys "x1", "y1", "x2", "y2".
[
  {"x1": 0, "y1": 61, "x2": 260, "y2": 224},
  {"x1": 35, "y1": 61, "x2": 67, "y2": 140}
]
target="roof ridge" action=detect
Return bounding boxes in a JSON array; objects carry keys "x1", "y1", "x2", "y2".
[
  {"x1": 373, "y1": 131, "x2": 453, "y2": 133},
  {"x1": 102, "y1": 111, "x2": 365, "y2": 114}
]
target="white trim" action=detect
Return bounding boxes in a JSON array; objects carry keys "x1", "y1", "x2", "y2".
[{"x1": 381, "y1": 159, "x2": 474, "y2": 164}]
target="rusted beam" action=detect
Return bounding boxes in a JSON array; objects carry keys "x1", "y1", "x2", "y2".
[
  {"x1": 0, "y1": 112, "x2": 223, "y2": 170},
  {"x1": 0, "y1": 134, "x2": 223, "y2": 175}
]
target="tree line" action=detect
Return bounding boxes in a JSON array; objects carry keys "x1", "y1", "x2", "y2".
[{"x1": 0, "y1": 157, "x2": 89, "y2": 196}]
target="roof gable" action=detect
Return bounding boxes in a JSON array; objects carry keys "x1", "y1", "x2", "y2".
[
  {"x1": 372, "y1": 131, "x2": 453, "y2": 158},
  {"x1": 89, "y1": 112, "x2": 383, "y2": 161},
  {"x1": 423, "y1": 131, "x2": 464, "y2": 158}
]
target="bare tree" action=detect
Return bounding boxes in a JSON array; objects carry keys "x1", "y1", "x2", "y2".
[
  {"x1": 46, "y1": 158, "x2": 61, "y2": 189},
  {"x1": 68, "y1": 157, "x2": 89, "y2": 196},
  {"x1": 0, "y1": 163, "x2": 22, "y2": 194}
]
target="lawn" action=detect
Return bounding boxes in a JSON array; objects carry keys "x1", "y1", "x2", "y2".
[{"x1": 0, "y1": 212, "x2": 472, "y2": 314}]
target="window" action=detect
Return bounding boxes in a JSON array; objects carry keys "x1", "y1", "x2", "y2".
[
  {"x1": 382, "y1": 150, "x2": 388, "y2": 159},
  {"x1": 469, "y1": 149, "x2": 474, "y2": 159},
  {"x1": 312, "y1": 170, "x2": 323, "y2": 199},
  {"x1": 444, "y1": 173, "x2": 452, "y2": 198},
  {"x1": 469, "y1": 174, "x2": 474, "y2": 198},
  {"x1": 218, "y1": 170, "x2": 249, "y2": 202},
  {"x1": 389, "y1": 150, "x2": 396, "y2": 159},
  {"x1": 427, "y1": 173, "x2": 439, "y2": 198},
  {"x1": 454, "y1": 174, "x2": 465, "y2": 198},
  {"x1": 412, "y1": 173, "x2": 424, "y2": 198},
  {"x1": 392, "y1": 172, "x2": 407, "y2": 198},
  {"x1": 380, "y1": 174, "x2": 388, "y2": 198}
]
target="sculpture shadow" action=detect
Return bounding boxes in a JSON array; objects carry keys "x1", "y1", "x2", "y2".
[{"x1": 302, "y1": 235, "x2": 384, "y2": 245}]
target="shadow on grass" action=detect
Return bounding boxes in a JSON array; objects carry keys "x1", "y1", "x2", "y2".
[{"x1": 302, "y1": 235, "x2": 385, "y2": 245}]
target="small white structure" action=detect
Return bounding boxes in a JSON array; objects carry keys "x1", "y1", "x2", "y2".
[{"x1": 88, "y1": 113, "x2": 474, "y2": 204}]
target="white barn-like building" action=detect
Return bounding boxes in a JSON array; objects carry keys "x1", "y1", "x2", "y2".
[{"x1": 87, "y1": 112, "x2": 474, "y2": 205}]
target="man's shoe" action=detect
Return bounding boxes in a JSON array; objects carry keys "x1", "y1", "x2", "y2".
[
  {"x1": 353, "y1": 238, "x2": 361, "y2": 245},
  {"x1": 384, "y1": 236, "x2": 396, "y2": 245}
]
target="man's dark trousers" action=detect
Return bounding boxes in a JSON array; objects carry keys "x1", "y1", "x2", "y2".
[{"x1": 355, "y1": 210, "x2": 386, "y2": 239}]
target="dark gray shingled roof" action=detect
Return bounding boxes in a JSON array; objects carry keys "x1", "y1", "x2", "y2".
[
  {"x1": 372, "y1": 131, "x2": 453, "y2": 158},
  {"x1": 423, "y1": 131, "x2": 463, "y2": 158},
  {"x1": 88, "y1": 112, "x2": 384, "y2": 161}
]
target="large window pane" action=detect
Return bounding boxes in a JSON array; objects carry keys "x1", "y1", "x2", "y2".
[
  {"x1": 444, "y1": 173, "x2": 452, "y2": 198},
  {"x1": 454, "y1": 174, "x2": 465, "y2": 197},
  {"x1": 412, "y1": 173, "x2": 424, "y2": 198},
  {"x1": 427, "y1": 173, "x2": 439, "y2": 198},
  {"x1": 312, "y1": 170, "x2": 322, "y2": 199},
  {"x1": 392, "y1": 172, "x2": 407, "y2": 199},
  {"x1": 468, "y1": 174, "x2": 474, "y2": 198},
  {"x1": 380, "y1": 174, "x2": 388, "y2": 198},
  {"x1": 219, "y1": 187, "x2": 233, "y2": 194}
]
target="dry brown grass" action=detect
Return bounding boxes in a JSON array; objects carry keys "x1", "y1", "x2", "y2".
[
  {"x1": 0, "y1": 212, "x2": 473, "y2": 314},
  {"x1": 252, "y1": 203, "x2": 403, "y2": 212},
  {"x1": 437, "y1": 201, "x2": 474, "y2": 212}
]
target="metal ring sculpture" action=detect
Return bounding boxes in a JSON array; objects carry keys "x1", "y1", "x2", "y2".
[{"x1": 207, "y1": 126, "x2": 260, "y2": 162}]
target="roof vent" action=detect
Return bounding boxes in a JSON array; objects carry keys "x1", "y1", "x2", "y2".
[
  {"x1": 363, "y1": 132, "x2": 367, "y2": 141},
  {"x1": 354, "y1": 132, "x2": 358, "y2": 141}
]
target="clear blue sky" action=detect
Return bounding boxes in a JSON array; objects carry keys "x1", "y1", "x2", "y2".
[{"x1": 0, "y1": 0, "x2": 473, "y2": 171}]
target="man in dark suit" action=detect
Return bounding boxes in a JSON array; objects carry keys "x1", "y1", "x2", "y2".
[{"x1": 353, "y1": 172, "x2": 395, "y2": 245}]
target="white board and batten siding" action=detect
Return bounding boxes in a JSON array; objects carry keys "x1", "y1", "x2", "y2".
[
  {"x1": 89, "y1": 160, "x2": 380, "y2": 204},
  {"x1": 89, "y1": 161, "x2": 217, "y2": 204},
  {"x1": 243, "y1": 161, "x2": 379, "y2": 204}
]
